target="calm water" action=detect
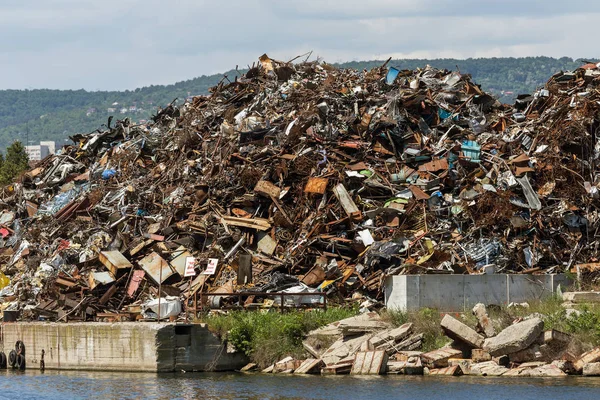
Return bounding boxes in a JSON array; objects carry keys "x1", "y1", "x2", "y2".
[{"x1": 1, "y1": 370, "x2": 600, "y2": 400}]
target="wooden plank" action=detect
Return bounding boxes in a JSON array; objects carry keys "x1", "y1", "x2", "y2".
[
  {"x1": 221, "y1": 216, "x2": 271, "y2": 231},
  {"x1": 332, "y1": 183, "x2": 361, "y2": 220}
]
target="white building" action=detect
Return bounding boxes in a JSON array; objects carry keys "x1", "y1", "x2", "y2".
[{"x1": 25, "y1": 141, "x2": 56, "y2": 161}]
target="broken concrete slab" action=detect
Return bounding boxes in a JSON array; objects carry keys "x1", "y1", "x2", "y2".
[
  {"x1": 472, "y1": 303, "x2": 496, "y2": 337},
  {"x1": 395, "y1": 333, "x2": 424, "y2": 351},
  {"x1": 551, "y1": 360, "x2": 576, "y2": 375},
  {"x1": 337, "y1": 312, "x2": 389, "y2": 336},
  {"x1": 505, "y1": 363, "x2": 567, "y2": 377},
  {"x1": 240, "y1": 363, "x2": 258, "y2": 372},
  {"x1": 294, "y1": 358, "x2": 324, "y2": 374},
  {"x1": 369, "y1": 323, "x2": 412, "y2": 350},
  {"x1": 582, "y1": 362, "x2": 600, "y2": 376},
  {"x1": 307, "y1": 312, "x2": 387, "y2": 338},
  {"x1": 351, "y1": 350, "x2": 388, "y2": 375},
  {"x1": 508, "y1": 344, "x2": 550, "y2": 363},
  {"x1": 483, "y1": 317, "x2": 544, "y2": 356},
  {"x1": 574, "y1": 347, "x2": 600, "y2": 372},
  {"x1": 562, "y1": 292, "x2": 600, "y2": 304},
  {"x1": 441, "y1": 314, "x2": 484, "y2": 348},
  {"x1": 448, "y1": 358, "x2": 472, "y2": 375},
  {"x1": 469, "y1": 361, "x2": 508, "y2": 376},
  {"x1": 320, "y1": 334, "x2": 371, "y2": 367},
  {"x1": 421, "y1": 347, "x2": 463, "y2": 368},
  {"x1": 471, "y1": 349, "x2": 492, "y2": 363},
  {"x1": 427, "y1": 365, "x2": 464, "y2": 376}
]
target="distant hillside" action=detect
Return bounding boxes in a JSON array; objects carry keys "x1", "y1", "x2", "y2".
[{"x1": 0, "y1": 56, "x2": 589, "y2": 151}]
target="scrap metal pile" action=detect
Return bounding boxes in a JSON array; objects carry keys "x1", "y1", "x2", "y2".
[{"x1": 1, "y1": 55, "x2": 599, "y2": 321}]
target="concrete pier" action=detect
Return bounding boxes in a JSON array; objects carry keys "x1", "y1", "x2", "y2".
[{"x1": 0, "y1": 322, "x2": 247, "y2": 372}]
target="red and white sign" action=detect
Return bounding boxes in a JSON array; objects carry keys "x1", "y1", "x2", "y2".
[
  {"x1": 184, "y1": 257, "x2": 196, "y2": 277},
  {"x1": 203, "y1": 258, "x2": 218, "y2": 275}
]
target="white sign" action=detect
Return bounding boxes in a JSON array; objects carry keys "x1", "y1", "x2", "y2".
[
  {"x1": 203, "y1": 258, "x2": 218, "y2": 275},
  {"x1": 184, "y1": 257, "x2": 196, "y2": 277}
]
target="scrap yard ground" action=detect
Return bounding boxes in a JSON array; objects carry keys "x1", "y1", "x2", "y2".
[{"x1": 1, "y1": 55, "x2": 600, "y2": 377}]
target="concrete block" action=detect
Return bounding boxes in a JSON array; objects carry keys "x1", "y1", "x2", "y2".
[
  {"x1": 448, "y1": 358, "x2": 472, "y2": 374},
  {"x1": 469, "y1": 361, "x2": 508, "y2": 376},
  {"x1": 574, "y1": 347, "x2": 600, "y2": 372},
  {"x1": 472, "y1": 303, "x2": 496, "y2": 337},
  {"x1": 551, "y1": 360, "x2": 577, "y2": 374},
  {"x1": 562, "y1": 292, "x2": 600, "y2": 303},
  {"x1": 428, "y1": 365, "x2": 463, "y2": 376},
  {"x1": 509, "y1": 344, "x2": 549, "y2": 363},
  {"x1": 421, "y1": 347, "x2": 463, "y2": 368},
  {"x1": 582, "y1": 362, "x2": 600, "y2": 376},
  {"x1": 441, "y1": 314, "x2": 485, "y2": 348},
  {"x1": 471, "y1": 349, "x2": 492, "y2": 363},
  {"x1": 483, "y1": 317, "x2": 544, "y2": 356}
]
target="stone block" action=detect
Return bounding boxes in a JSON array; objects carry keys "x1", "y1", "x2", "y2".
[
  {"x1": 441, "y1": 314, "x2": 485, "y2": 348},
  {"x1": 471, "y1": 348, "x2": 492, "y2": 363},
  {"x1": 483, "y1": 317, "x2": 544, "y2": 356},
  {"x1": 472, "y1": 303, "x2": 496, "y2": 337},
  {"x1": 421, "y1": 347, "x2": 463, "y2": 368},
  {"x1": 582, "y1": 362, "x2": 600, "y2": 376},
  {"x1": 562, "y1": 292, "x2": 600, "y2": 303}
]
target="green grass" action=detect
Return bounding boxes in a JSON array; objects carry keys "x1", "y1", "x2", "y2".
[
  {"x1": 499, "y1": 296, "x2": 600, "y2": 347},
  {"x1": 203, "y1": 307, "x2": 358, "y2": 367},
  {"x1": 381, "y1": 308, "x2": 451, "y2": 352},
  {"x1": 382, "y1": 296, "x2": 600, "y2": 352}
]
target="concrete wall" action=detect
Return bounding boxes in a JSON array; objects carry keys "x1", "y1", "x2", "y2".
[
  {"x1": 384, "y1": 274, "x2": 570, "y2": 312},
  {"x1": 0, "y1": 322, "x2": 247, "y2": 372}
]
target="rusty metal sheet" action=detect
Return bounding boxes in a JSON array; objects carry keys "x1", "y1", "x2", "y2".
[
  {"x1": 99, "y1": 251, "x2": 133, "y2": 276},
  {"x1": 88, "y1": 271, "x2": 115, "y2": 289},
  {"x1": 170, "y1": 246, "x2": 193, "y2": 276},
  {"x1": 127, "y1": 270, "x2": 145, "y2": 297},
  {"x1": 409, "y1": 185, "x2": 430, "y2": 200},
  {"x1": 304, "y1": 177, "x2": 329, "y2": 194},
  {"x1": 418, "y1": 158, "x2": 448, "y2": 172},
  {"x1": 138, "y1": 252, "x2": 175, "y2": 284},
  {"x1": 254, "y1": 180, "x2": 281, "y2": 198}
]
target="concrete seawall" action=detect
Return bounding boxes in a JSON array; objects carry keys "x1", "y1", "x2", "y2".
[
  {"x1": 0, "y1": 322, "x2": 247, "y2": 372},
  {"x1": 384, "y1": 274, "x2": 571, "y2": 312}
]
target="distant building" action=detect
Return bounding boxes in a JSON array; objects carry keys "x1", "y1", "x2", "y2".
[
  {"x1": 25, "y1": 141, "x2": 56, "y2": 161},
  {"x1": 107, "y1": 108, "x2": 116, "y2": 113},
  {"x1": 129, "y1": 106, "x2": 137, "y2": 112},
  {"x1": 40, "y1": 141, "x2": 56, "y2": 155},
  {"x1": 120, "y1": 107, "x2": 128, "y2": 114}
]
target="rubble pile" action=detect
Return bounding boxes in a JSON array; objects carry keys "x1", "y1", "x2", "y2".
[
  {"x1": 256, "y1": 305, "x2": 599, "y2": 377},
  {"x1": 0, "y1": 54, "x2": 600, "y2": 321}
]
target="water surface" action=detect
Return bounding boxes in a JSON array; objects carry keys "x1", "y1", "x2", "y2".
[{"x1": 1, "y1": 370, "x2": 600, "y2": 399}]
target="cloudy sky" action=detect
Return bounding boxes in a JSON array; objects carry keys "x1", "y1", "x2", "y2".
[{"x1": 1, "y1": 0, "x2": 597, "y2": 90}]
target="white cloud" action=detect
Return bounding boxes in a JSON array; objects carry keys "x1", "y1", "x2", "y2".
[{"x1": 0, "y1": 0, "x2": 597, "y2": 90}]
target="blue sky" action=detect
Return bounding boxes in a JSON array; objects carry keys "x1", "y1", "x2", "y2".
[{"x1": 1, "y1": 0, "x2": 597, "y2": 90}]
